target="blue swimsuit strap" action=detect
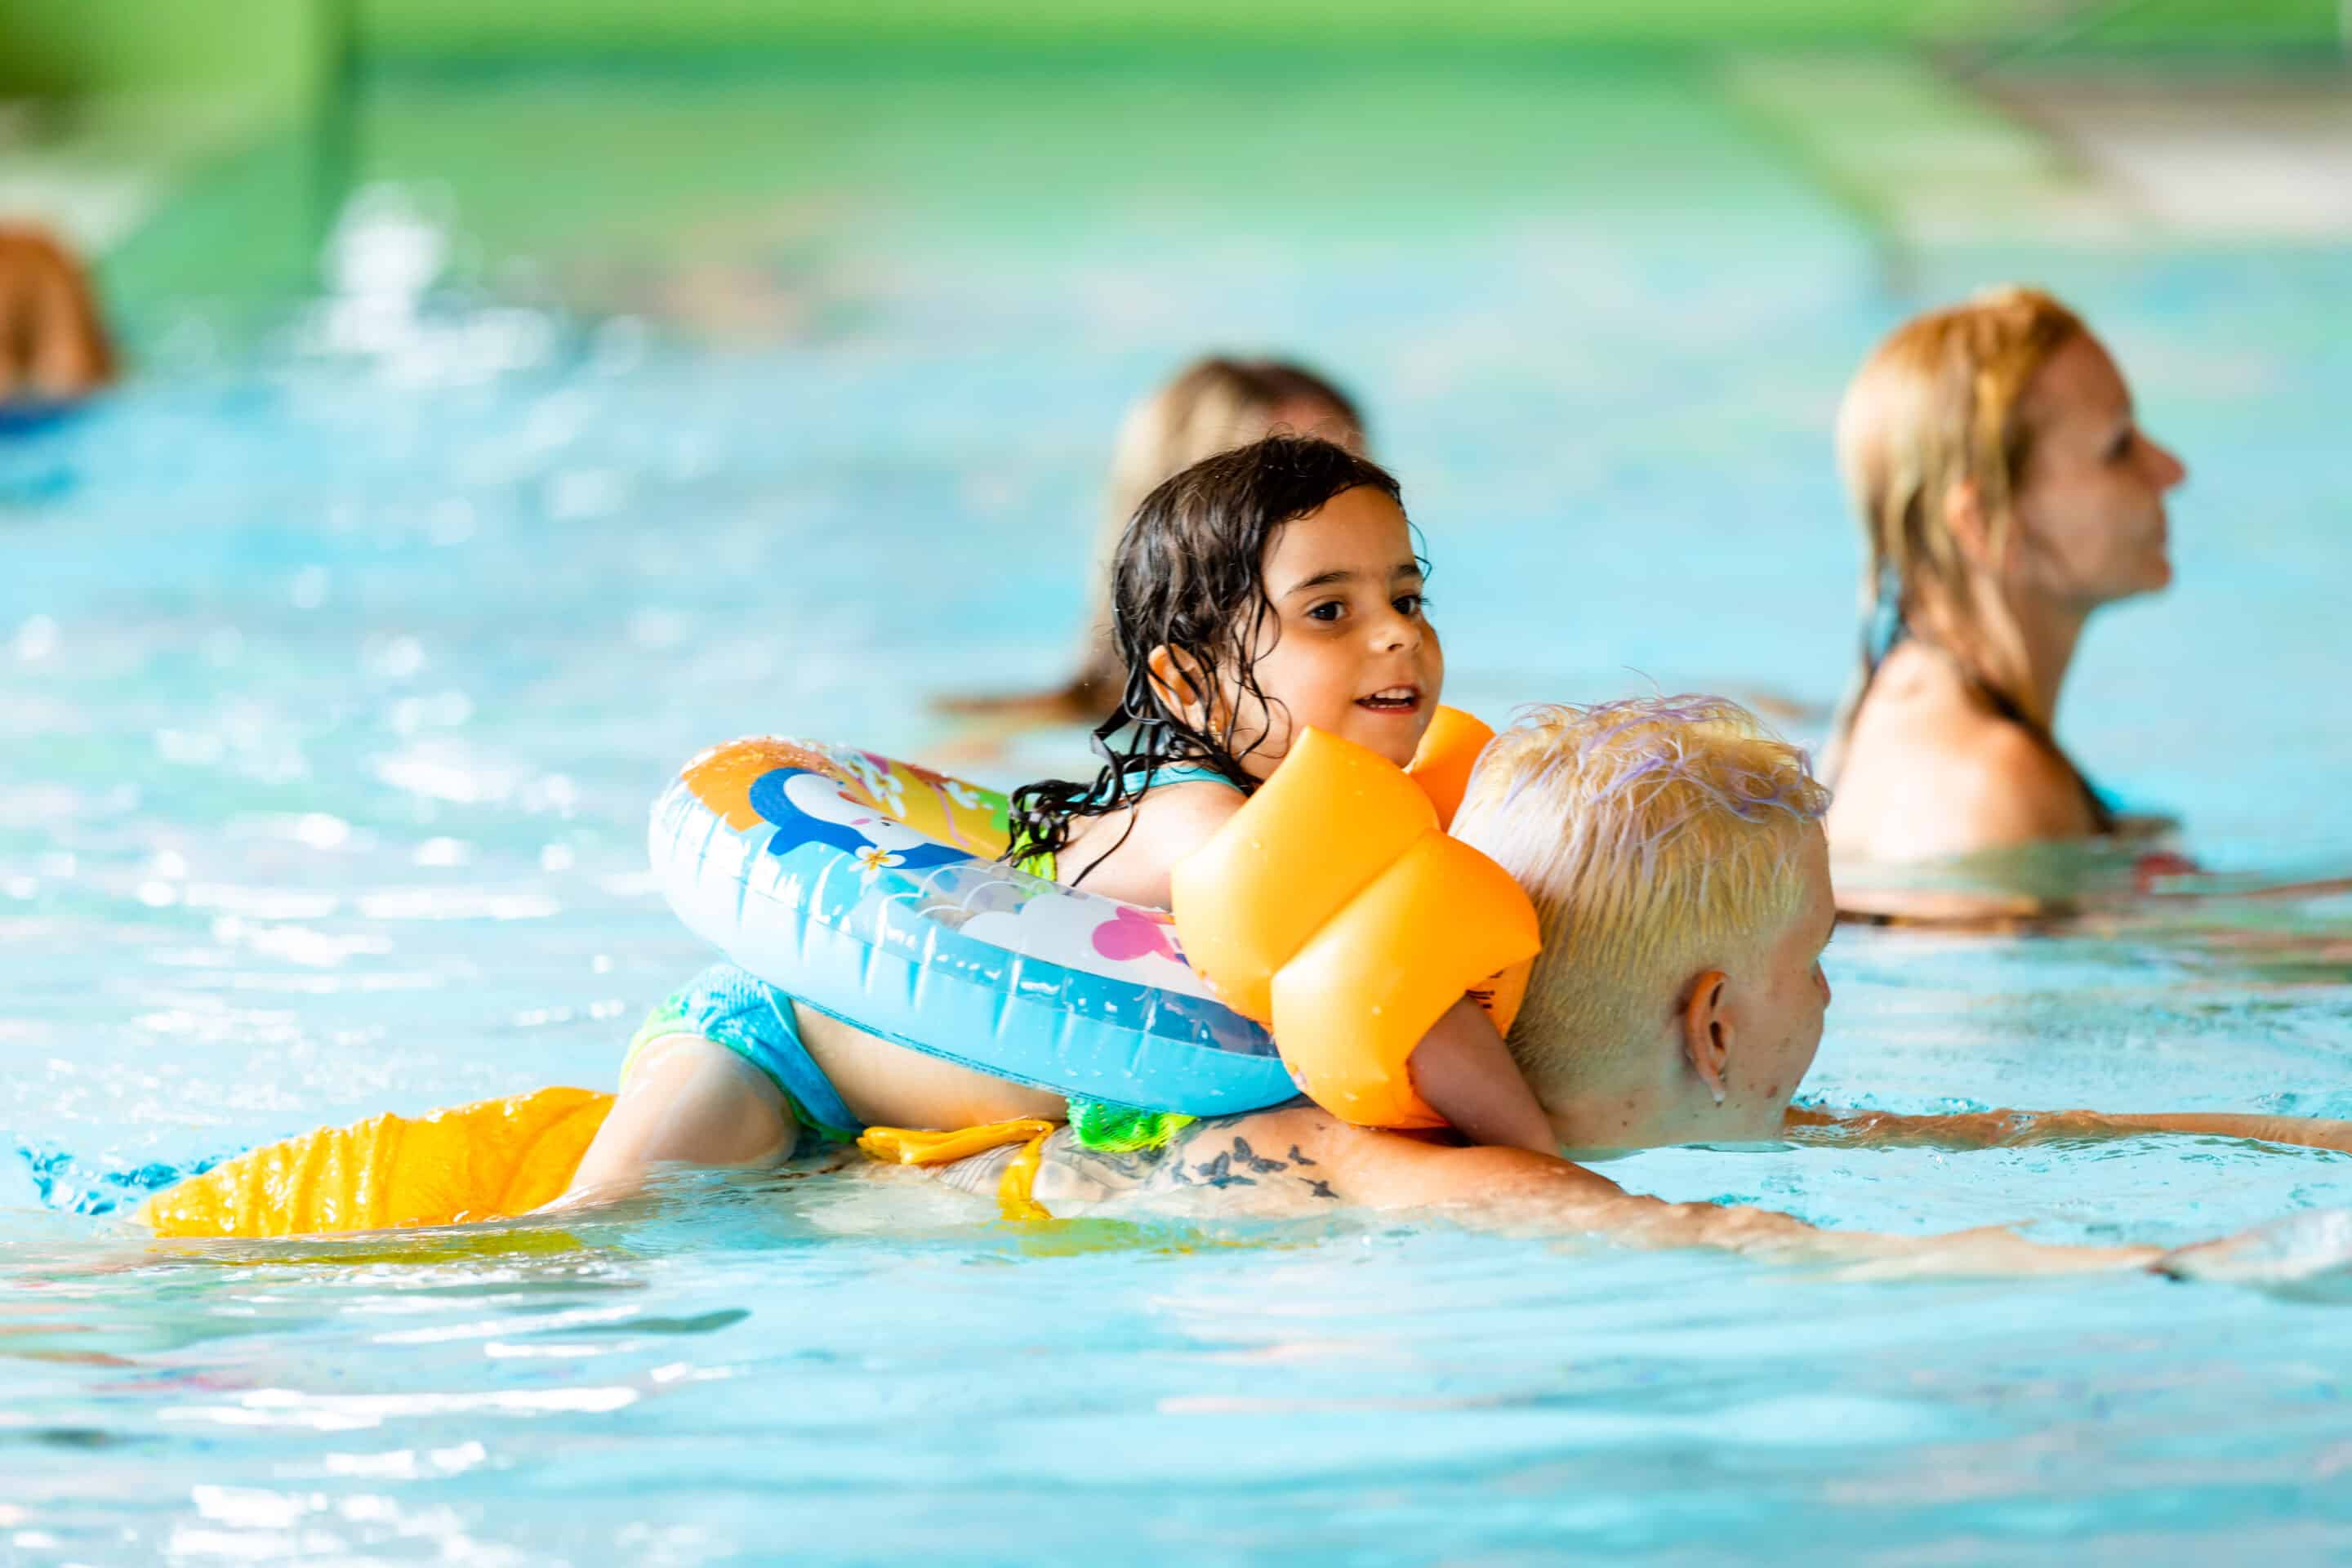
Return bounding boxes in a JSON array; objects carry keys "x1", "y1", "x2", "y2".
[{"x1": 1132, "y1": 764, "x2": 1244, "y2": 794}]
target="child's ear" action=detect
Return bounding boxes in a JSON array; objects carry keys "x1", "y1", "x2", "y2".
[
  {"x1": 1146, "y1": 644, "x2": 1214, "y2": 728},
  {"x1": 1679, "y1": 969, "x2": 1732, "y2": 1107}
]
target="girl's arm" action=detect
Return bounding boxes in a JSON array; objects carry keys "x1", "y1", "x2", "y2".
[{"x1": 1405, "y1": 996, "x2": 1555, "y2": 1153}]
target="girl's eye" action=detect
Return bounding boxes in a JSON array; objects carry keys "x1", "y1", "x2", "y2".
[
  {"x1": 2106, "y1": 429, "x2": 2136, "y2": 463},
  {"x1": 1304, "y1": 601, "x2": 1345, "y2": 623},
  {"x1": 1393, "y1": 593, "x2": 1426, "y2": 617}
]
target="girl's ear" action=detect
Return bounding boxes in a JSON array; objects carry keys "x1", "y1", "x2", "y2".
[
  {"x1": 1679, "y1": 969, "x2": 1732, "y2": 1107},
  {"x1": 1146, "y1": 644, "x2": 1214, "y2": 728}
]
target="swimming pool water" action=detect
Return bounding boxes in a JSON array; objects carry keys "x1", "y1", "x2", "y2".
[{"x1": 7, "y1": 63, "x2": 2352, "y2": 1564}]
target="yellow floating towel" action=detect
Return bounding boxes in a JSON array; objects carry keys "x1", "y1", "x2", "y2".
[{"x1": 140, "y1": 1086, "x2": 615, "y2": 1239}]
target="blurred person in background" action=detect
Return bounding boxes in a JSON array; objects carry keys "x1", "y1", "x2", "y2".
[
  {"x1": 1820, "y1": 287, "x2": 2187, "y2": 873},
  {"x1": 935, "y1": 354, "x2": 1365, "y2": 733},
  {"x1": 0, "y1": 225, "x2": 116, "y2": 414}
]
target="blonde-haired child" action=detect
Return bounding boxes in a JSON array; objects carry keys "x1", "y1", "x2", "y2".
[{"x1": 1453, "y1": 695, "x2": 1834, "y2": 1150}]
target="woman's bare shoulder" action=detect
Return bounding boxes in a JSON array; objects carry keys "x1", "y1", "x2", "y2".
[{"x1": 1832, "y1": 707, "x2": 2090, "y2": 862}]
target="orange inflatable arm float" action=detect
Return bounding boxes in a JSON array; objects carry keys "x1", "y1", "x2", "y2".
[
  {"x1": 1169, "y1": 708, "x2": 1539, "y2": 1129},
  {"x1": 139, "y1": 1086, "x2": 613, "y2": 1239}
]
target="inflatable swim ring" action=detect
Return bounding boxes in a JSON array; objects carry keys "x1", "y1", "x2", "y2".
[
  {"x1": 653, "y1": 710, "x2": 1539, "y2": 1128},
  {"x1": 651, "y1": 734, "x2": 1299, "y2": 1118}
]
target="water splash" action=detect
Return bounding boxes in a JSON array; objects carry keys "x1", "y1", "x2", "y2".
[{"x1": 17, "y1": 1144, "x2": 221, "y2": 1217}]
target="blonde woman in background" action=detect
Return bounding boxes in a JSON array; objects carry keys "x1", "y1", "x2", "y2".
[
  {"x1": 938, "y1": 355, "x2": 1365, "y2": 729},
  {"x1": 1823, "y1": 287, "x2": 2187, "y2": 871}
]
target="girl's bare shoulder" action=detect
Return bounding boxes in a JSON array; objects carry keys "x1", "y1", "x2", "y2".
[
  {"x1": 1130, "y1": 777, "x2": 1248, "y2": 835},
  {"x1": 1063, "y1": 781, "x2": 1247, "y2": 908}
]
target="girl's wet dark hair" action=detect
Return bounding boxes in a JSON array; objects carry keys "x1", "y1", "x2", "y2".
[{"x1": 1009, "y1": 434, "x2": 1406, "y2": 884}]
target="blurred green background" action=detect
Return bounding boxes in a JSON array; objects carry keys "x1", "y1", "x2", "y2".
[
  {"x1": 3, "y1": 0, "x2": 2343, "y2": 106},
  {"x1": 1, "y1": 0, "x2": 2344, "y2": 336}
]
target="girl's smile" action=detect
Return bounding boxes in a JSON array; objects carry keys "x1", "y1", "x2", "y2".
[{"x1": 1356, "y1": 684, "x2": 1424, "y2": 715}]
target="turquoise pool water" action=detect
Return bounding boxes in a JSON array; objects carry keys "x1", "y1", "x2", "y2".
[{"x1": 7, "y1": 66, "x2": 2352, "y2": 1563}]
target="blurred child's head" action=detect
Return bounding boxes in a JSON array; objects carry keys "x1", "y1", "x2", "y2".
[
  {"x1": 1061, "y1": 359, "x2": 1367, "y2": 706},
  {"x1": 1116, "y1": 434, "x2": 1440, "y2": 780},
  {"x1": 1453, "y1": 696, "x2": 1834, "y2": 1147},
  {"x1": 1105, "y1": 357, "x2": 1365, "y2": 538}
]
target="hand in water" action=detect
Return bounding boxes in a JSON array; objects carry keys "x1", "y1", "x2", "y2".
[{"x1": 2158, "y1": 1209, "x2": 2352, "y2": 1286}]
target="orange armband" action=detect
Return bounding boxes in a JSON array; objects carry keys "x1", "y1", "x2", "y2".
[{"x1": 1169, "y1": 710, "x2": 1540, "y2": 1129}]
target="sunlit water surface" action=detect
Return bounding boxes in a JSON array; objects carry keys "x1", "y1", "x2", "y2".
[{"x1": 6, "y1": 68, "x2": 2352, "y2": 1566}]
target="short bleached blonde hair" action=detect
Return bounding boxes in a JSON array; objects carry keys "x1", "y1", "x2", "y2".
[{"x1": 1450, "y1": 696, "x2": 1830, "y2": 1104}]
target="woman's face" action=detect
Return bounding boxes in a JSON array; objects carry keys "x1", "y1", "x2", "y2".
[{"x1": 2007, "y1": 333, "x2": 2188, "y2": 608}]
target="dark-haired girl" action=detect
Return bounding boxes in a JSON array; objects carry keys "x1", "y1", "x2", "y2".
[
  {"x1": 1009, "y1": 435, "x2": 1437, "y2": 904},
  {"x1": 559, "y1": 439, "x2": 1548, "y2": 1205}
]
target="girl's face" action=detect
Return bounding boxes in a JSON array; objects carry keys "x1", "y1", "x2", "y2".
[
  {"x1": 2007, "y1": 334, "x2": 2188, "y2": 608},
  {"x1": 1171, "y1": 485, "x2": 1444, "y2": 777}
]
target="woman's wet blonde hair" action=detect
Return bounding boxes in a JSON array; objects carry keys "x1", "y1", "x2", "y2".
[
  {"x1": 1826, "y1": 286, "x2": 2087, "y2": 771},
  {"x1": 1071, "y1": 357, "x2": 1363, "y2": 698}
]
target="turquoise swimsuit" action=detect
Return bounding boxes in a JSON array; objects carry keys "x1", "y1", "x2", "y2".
[
  {"x1": 627, "y1": 963, "x2": 863, "y2": 1142},
  {"x1": 635, "y1": 763, "x2": 1247, "y2": 1146},
  {"x1": 1134, "y1": 764, "x2": 1243, "y2": 791}
]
